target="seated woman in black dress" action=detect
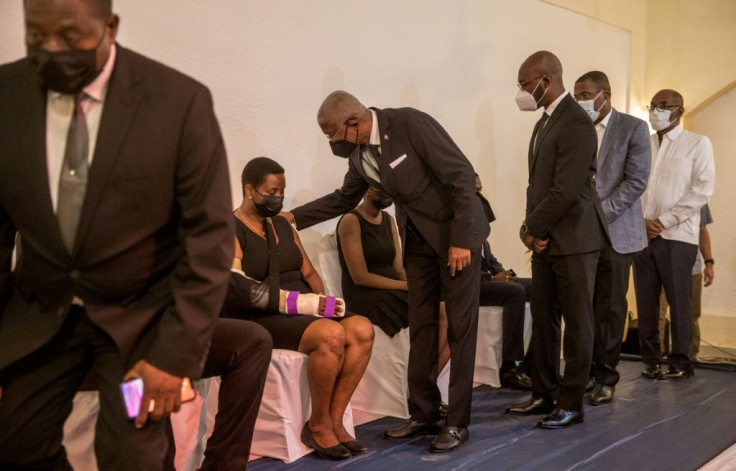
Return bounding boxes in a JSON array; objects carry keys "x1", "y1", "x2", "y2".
[
  {"x1": 337, "y1": 187, "x2": 450, "y2": 371},
  {"x1": 224, "y1": 157, "x2": 374, "y2": 461}
]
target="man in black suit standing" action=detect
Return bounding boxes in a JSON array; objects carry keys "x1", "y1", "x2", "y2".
[
  {"x1": 284, "y1": 90, "x2": 488, "y2": 452},
  {"x1": 506, "y1": 51, "x2": 607, "y2": 428},
  {"x1": 0, "y1": 1, "x2": 265, "y2": 469}
]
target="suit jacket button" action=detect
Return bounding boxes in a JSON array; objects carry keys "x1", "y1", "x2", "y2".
[{"x1": 70, "y1": 269, "x2": 80, "y2": 279}]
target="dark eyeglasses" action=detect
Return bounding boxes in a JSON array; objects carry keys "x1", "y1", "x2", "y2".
[{"x1": 646, "y1": 103, "x2": 681, "y2": 112}]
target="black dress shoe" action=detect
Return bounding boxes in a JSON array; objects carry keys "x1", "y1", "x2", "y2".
[
  {"x1": 641, "y1": 363, "x2": 662, "y2": 378},
  {"x1": 300, "y1": 421, "x2": 351, "y2": 460},
  {"x1": 657, "y1": 366, "x2": 694, "y2": 380},
  {"x1": 429, "y1": 426, "x2": 468, "y2": 453},
  {"x1": 537, "y1": 408, "x2": 584, "y2": 429},
  {"x1": 340, "y1": 440, "x2": 369, "y2": 455},
  {"x1": 585, "y1": 377, "x2": 596, "y2": 393},
  {"x1": 589, "y1": 384, "x2": 615, "y2": 405},
  {"x1": 501, "y1": 367, "x2": 533, "y2": 390},
  {"x1": 384, "y1": 419, "x2": 440, "y2": 439},
  {"x1": 506, "y1": 397, "x2": 555, "y2": 415}
]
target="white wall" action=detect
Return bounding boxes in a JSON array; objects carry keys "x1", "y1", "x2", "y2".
[
  {"x1": 0, "y1": 0, "x2": 630, "y2": 277},
  {"x1": 691, "y1": 87, "x2": 736, "y2": 321}
]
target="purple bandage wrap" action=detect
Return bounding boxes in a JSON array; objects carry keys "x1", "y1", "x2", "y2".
[
  {"x1": 323, "y1": 296, "x2": 336, "y2": 318},
  {"x1": 286, "y1": 291, "x2": 299, "y2": 314}
]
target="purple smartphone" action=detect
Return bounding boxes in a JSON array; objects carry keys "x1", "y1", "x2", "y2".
[{"x1": 120, "y1": 377, "x2": 144, "y2": 419}]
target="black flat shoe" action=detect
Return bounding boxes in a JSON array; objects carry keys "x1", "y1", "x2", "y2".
[
  {"x1": 537, "y1": 408, "x2": 584, "y2": 429},
  {"x1": 641, "y1": 363, "x2": 662, "y2": 378},
  {"x1": 584, "y1": 377, "x2": 596, "y2": 393},
  {"x1": 657, "y1": 366, "x2": 694, "y2": 380},
  {"x1": 384, "y1": 419, "x2": 440, "y2": 439},
  {"x1": 300, "y1": 421, "x2": 351, "y2": 461},
  {"x1": 501, "y1": 367, "x2": 533, "y2": 390},
  {"x1": 340, "y1": 440, "x2": 369, "y2": 455},
  {"x1": 429, "y1": 426, "x2": 468, "y2": 453},
  {"x1": 589, "y1": 384, "x2": 615, "y2": 406},
  {"x1": 506, "y1": 397, "x2": 555, "y2": 415}
]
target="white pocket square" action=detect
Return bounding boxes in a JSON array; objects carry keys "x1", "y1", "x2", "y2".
[{"x1": 389, "y1": 154, "x2": 408, "y2": 169}]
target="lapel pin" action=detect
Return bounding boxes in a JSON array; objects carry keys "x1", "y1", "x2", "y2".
[{"x1": 383, "y1": 134, "x2": 389, "y2": 140}]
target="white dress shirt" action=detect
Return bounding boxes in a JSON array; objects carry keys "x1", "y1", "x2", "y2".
[
  {"x1": 46, "y1": 44, "x2": 116, "y2": 212},
  {"x1": 361, "y1": 108, "x2": 382, "y2": 183},
  {"x1": 595, "y1": 109, "x2": 612, "y2": 158},
  {"x1": 642, "y1": 125, "x2": 715, "y2": 245},
  {"x1": 544, "y1": 90, "x2": 569, "y2": 117}
]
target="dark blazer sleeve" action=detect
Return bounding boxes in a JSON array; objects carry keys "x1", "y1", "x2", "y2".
[
  {"x1": 525, "y1": 111, "x2": 598, "y2": 237},
  {"x1": 406, "y1": 112, "x2": 478, "y2": 249},
  {"x1": 144, "y1": 85, "x2": 234, "y2": 378},
  {"x1": 292, "y1": 157, "x2": 369, "y2": 230},
  {"x1": 601, "y1": 118, "x2": 650, "y2": 223}
]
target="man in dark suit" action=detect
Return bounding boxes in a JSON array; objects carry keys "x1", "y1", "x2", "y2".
[
  {"x1": 0, "y1": 1, "x2": 256, "y2": 469},
  {"x1": 506, "y1": 51, "x2": 607, "y2": 429},
  {"x1": 284, "y1": 90, "x2": 489, "y2": 452},
  {"x1": 573, "y1": 71, "x2": 650, "y2": 406}
]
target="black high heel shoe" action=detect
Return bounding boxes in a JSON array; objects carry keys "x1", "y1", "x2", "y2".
[{"x1": 300, "y1": 421, "x2": 351, "y2": 460}]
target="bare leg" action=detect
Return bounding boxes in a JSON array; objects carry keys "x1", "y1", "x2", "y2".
[
  {"x1": 438, "y1": 302, "x2": 451, "y2": 374},
  {"x1": 298, "y1": 319, "x2": 345, "y2": 449},
  {"x1": 329, "y1": 316, "x2": 374, "y2": 442}
]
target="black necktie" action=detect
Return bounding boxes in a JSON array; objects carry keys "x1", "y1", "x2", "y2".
[
  {"x1": 366, "y1": 144, "x2": 393, "y2": 194},
  {"x1": 57, "y1": 93, "x2": 89, "y2": 253},
  {"x1": 534, "y1": 112, "x2": 549, "y2": 152}
]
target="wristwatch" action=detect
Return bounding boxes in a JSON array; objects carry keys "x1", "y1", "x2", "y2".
[{"x1": 704, "y1": 258, "x2": 715, "y2": 265}]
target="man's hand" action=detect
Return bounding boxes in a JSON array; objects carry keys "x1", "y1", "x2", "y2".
[
  {"x1": 703, "y1": 263, "x2": 714, "y2": 287},
  {"x1": 124, "y1": 360, "x2": 183, "y2": 429},
  {"x1": 447, "y1": 246, "x2": 471, "y2": 276},
  {"x1": 645, "y1": 218, "x2": 664, "y2": 240},
  {"x1": 492, "y1": 270, "x2": 517, "y2": 282},
  {"x1": 522, "y1": 233, "x2": 548, "y2": 254},
  {"x1": 279, "y1": 211, "x2": 295, "y2": 225}
]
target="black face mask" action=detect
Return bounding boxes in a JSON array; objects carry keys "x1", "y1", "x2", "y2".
[
  {"x1": 329, "y1": 123, "x2": 359, "y2": 158},
  {"x1": 372, "y1": 194, "x2": 394, "y2": 210},
  {"x1": 27, "y1": 31, "x2": 105, "y2": 94},
  {"x1": 254, "y1": 193, "x2": 284, "y2": 218}
]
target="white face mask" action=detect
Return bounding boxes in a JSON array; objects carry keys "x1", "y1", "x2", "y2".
[
  {"x1": 649, "y1": 109, "x2": 673, "y2": 131},
  {"x1": 577, "y1": 90, "x2": 605, "y2": 122},
  {"x1": 516, "y1": 77, "x2": 547, "y2": 111}
]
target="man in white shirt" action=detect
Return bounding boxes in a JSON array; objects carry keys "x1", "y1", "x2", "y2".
[{"x1": 634, "y1": 89, "x2": 715, "y2": 380}]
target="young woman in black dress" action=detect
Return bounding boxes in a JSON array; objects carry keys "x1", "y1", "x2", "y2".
[{"x1": 228, "y1": 157, "x2": 374, "y2": 461}]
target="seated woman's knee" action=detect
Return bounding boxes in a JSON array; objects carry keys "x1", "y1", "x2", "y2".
[{"x1": 316, "y1": 320, "x2": 346, "y2": 355}]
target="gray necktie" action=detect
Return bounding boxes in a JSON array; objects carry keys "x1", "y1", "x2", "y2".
[{"x1": 57, "y1": 93, "x2": 89, "y2": 253}]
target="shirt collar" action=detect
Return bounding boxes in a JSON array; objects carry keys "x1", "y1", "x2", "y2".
[
  {"x1": 662, "y1": 124, "x2": 684, "y2": 142},
  {"x1": 597, "y1": 107, "x2": 612, "y2": 129},
  {"x1": 544, "y1": 90, "x2": 568, "y2": 116},
  {"x1": 50, "y1": 43, "x2": 116, "y2": 102},
  {"x1": 369, "y1": 109, "x2": 380, "y2": 146}
]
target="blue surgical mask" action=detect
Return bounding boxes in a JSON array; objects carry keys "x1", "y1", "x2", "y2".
[{"x1": 577, "y1": 90, "x2": 605, "y2": 122}]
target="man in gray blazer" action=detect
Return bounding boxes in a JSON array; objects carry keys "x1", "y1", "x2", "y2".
[{"x1": 574, "y1": 71, "x2": 650, "y2": 405}]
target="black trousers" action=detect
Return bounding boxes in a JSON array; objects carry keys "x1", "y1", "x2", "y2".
[
  {"x1": 163, "y1": 319, "x2": 272, "y2": 471},
  {"x1": 530, "y1": 250, "x2": 599, "y2": 412},
  {"x1": 633, "y1": 237, "x2": 698, "y2": 370},
  {"x1": 0, "y1": 306, "x2": 168, "y2": 471},
  {"x1": 592, "y1": 245, "x2": 633, "y2": 386},
  {"x1": 479, "y1": 278, "x2": 530, "y2": 363},
  {"x1": 404, "y1": 228, "x2": 480, "y2": 428}
]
